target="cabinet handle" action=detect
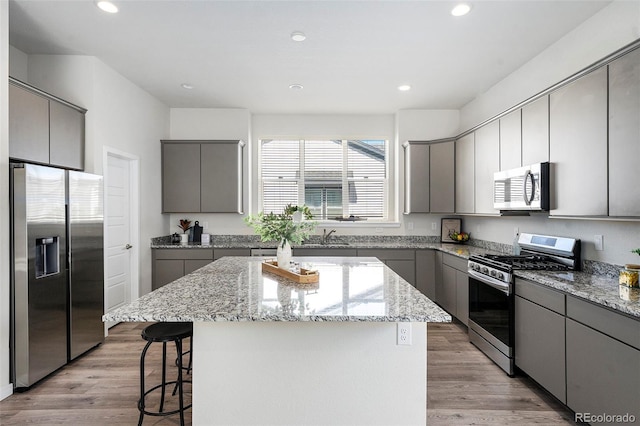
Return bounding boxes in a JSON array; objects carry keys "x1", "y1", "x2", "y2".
[{"x1": 125, "y1": 244, "x2": 133, "y2": 250}]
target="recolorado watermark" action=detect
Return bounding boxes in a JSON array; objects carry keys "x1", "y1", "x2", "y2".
[{"x1": 575, "y1": 412, "x2": 636, "y2": 423}]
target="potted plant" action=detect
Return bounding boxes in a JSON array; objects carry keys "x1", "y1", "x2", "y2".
[
  {"x1": 245, "y1": 204, "x2": 316, "y2": 268},
  {"x1": 178, "y1": 219, "x2": 191, "y2": 244}
]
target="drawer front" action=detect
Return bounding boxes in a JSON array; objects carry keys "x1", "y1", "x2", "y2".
[
  {"x1": 567, "y1": 296, "x2": 640, "y2": 350},
  {"x1": 154, "y1": 248, "x2": 214, "y2": 260},
  {"x1": 357, "y1": 249, "x2": 415, "y2": 260},
  {"x1": 214, "y1": 248, "x2": 251, "y2": 260},
  {"x1": 442, "y1": 253, "x2": 467, "y2": 271},
  {"x1": 515, "y1": 278, "x2": 565, "y2": 315}
]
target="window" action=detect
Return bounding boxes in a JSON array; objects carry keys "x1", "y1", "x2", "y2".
[{"x1": 259, "y1": 139, "x2": 388, "y2": 220}]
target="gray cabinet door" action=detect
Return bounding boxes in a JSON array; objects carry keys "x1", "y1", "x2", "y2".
[
  {"x1": 430, "y1": 141, "x2": 455, "y2": 213},
  {"x1": 49, "y1": 101, "x2": 85, "y2": 170},
  {"x1": 434, "y1": 251, "x2": 443, "y2": 301},
  {"x1": 474, "y1": 121, "x2": 500, "y2": 215},
  {"x1": 201, "y1": 141, "x2": 244, "y2": 213},
  {"x1": 455, "y1": 269, "x2": 468, "y2": 326},
  {"x1": 455, "y1": 133, "x2": 475, "y2": 214},
  {"x1": 415, "y1": 249, "x2": 435, "y2": 299},
  {"x1": 609, "y1": 47, "x2": 640, "y2": 217},
  {"x1": 499, "y1": 109, "x2": 522, "y2": 170},
  {"x1": 386, "y1": 260, "x2": 416, "y2": 286},
  {"x1": 185, "y1": 259, "x2": 212, "y2": 274},
  {"x1": 515, "y1": 295, "x2": 566, "y2": 403},
  {"x1": 522, "y1": 96, "x2": 550, "y2": 165},
  {"x1": 9, "y1": 83, "x2": 50, "y2": 164},
  {"x1": 162, "y1": 142, "x2": 201, "y2": 213},
  {"x1": 566, "y1": 318, "x2": 640, "y2": 422},
  {"x1": 550, "y1": 67, "x2": 607, "y2": 216},
  {"x1": 403, "y1": 142, "x2": 430, "y2": 213},
  {"x1": 153, "y1": 259, "x2": 185, "y2": 290},
  {"x1": 440, "y1": 264, "x2": 457, "y2": 317}
]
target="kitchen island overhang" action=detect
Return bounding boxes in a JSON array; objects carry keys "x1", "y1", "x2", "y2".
[{"x1": 104, "y1": 256, "x2": 451, "y2": 425}]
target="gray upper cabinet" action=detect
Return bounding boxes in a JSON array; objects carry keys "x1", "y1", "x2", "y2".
[
  {"x1": 9, "y1": 82, "x2": 50, "y2": 164},
  {"x1": 162, "y1": 142, "x2": 201, "y2": 213},
  {"x1": 201, "y1": 141, "x2": 244, "y2": 213},
  {"x1": 499, "y1": 109, "x2": 522, "y2": 170},
  {"x1": 430, "y1": 141, "x2": 455, "y2": 213},
  {"x1": 609, "y1": 47, "x2": 640, "y2": 217},
  {"x1": 49, "y1": 100, "x2": 85, "y2": 170},
  {"x1": 403, "y1": 142, "x2": 430, "y2": 213},
  {"x1": 9, "y1": 80, "x2": 86, "y2": 170},
  {"x1": 550, "y1": 67, "x2": 608, "y2": 216},
  {"x1": 162, "y1": 140, "x2": 244, "y2": 213},
  {"x1": 521, "y1": 95, "x2": 550, "y2": 165},
  {"x1": 474, "y1": 121, "x2": 500, "y2": 215},
  {"x1": 455, "y1": 133, "x2": 475, "y2": 214}
]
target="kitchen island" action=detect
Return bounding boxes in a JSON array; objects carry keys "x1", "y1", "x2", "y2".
[{"x1": 104, "y1": 256, "x2": 450, "y2": 425}]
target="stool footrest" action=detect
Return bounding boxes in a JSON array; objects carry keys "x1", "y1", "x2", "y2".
[{"x1": 138, "y1": 380, "x2": 193, "y2": 417}]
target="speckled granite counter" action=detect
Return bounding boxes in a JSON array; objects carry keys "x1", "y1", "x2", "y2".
[
  {"x1": 104, "y1": 256, "x2": 451, "y2": 323},
  {"x1": 515, "y1": 270, "x2": 640, "y2": 319}
]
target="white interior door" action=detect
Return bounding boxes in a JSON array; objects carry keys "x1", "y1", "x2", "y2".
[{"x1": 104, "y1": 151, "x2": 139, "y2": 328}]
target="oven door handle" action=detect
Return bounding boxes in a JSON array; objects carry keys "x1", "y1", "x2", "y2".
[{"x1": 468, "y1": 269, "x2": 511, "y2": 295}]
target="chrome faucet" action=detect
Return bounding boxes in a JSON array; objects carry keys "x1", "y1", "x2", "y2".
[{"x1": 322, "y1": 229, "x2": 337, "y2": 244}]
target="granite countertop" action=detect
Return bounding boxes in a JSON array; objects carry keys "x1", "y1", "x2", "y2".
[
  {"x1": 104, "y1": 256, "x2": 452, "y2": 323},
  {"x1": 515, "y1": 270, "x2": 639, "y2": 319}
]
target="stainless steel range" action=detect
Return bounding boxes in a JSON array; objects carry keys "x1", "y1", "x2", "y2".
[{"x1": 467, "y1": 233, "x2": 581, "y2": 376}]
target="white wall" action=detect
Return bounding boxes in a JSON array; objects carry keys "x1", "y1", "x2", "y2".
[
  {"x1": 0, "y1": 0, "x2": 13, "y2": 401},
  {"x1": 23, "y1": 53, "x2": 170, "y2": 296},
  {"x1": 456, "y1": 0, "x2": 640, "y2": 266},
  {"x1": 8, "y1": 45, "x2": 27, "y2": 82}
]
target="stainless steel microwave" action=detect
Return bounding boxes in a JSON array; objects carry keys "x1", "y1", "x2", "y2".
[{"x1": 493, "y1": 162, "x2": 550, "y2": 211}]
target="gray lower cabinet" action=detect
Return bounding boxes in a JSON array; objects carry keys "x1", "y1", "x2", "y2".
[
  {"x1": 514, "y1": 279, "x2": 566, "y2": 403},
  {"x1": 437, "y1": 253, "x2": 468, "y2": 325},
  {"x1": 455, "y1": 133, "x2": 475, "y2": 214},
  {"x1": 9, "y1": 80, "x2": 85, "y2": 170},
  {"x1": 152, "y1": 248, "x2": 213, "y2": 290},
  {"x1": 357, "y1": 249, "x2": 415, "y2": 285},
  {"x1": 609, "y1": 47, "x2": 640, "y2": 217},
  {"x1": 550, "y1": 67, "x2": 608, "y2": 216},
  {"x1": 162, "y1": 140, "x2": 244, "y2": 213},
  {"x1": 415, "y1": 249, "x2": 435, "y2": 299},
  {"x1": 214, "y1": 248, "x2": 251, "y2": 260}
]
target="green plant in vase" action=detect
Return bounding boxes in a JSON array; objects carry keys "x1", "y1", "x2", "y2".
[{"x1": 245, "y1": 204, "x2": 316, "y2": 268}]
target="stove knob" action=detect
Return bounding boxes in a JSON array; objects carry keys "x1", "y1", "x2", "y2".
[
  {"x1": 497, "y1": 272, "x2": 504, "y2": 280},
  {"x1": 473, "y1": 264, "x2": 481, "y2": 271},
  {"x1": 490, "y1": 270, "x2": 497, "y2": 277},
  {"x1": 481, "y1": 267, "x2": 489, "y2": 274}
]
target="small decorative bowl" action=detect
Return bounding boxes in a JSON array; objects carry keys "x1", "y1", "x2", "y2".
[{"x1": 449, "y1": 231, "x2": 470, "y2": 243}]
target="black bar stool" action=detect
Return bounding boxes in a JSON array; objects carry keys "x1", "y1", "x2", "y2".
[{"x1": 138, "y1": 322, "x2": 193, "y2": 426}]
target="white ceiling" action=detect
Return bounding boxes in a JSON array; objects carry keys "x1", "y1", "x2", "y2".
[{"x1": 9, "y1": 0, "x2": 611, "y2": 114}]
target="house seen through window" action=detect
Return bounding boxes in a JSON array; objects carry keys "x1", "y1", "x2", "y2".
[{"x1": 260, "y1": 139, "x2": 387, "y2": 220}]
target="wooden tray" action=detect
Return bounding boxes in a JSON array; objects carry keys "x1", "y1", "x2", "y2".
[{"x1": 262, "y1": 260, "x2": 319, "y2": 283}]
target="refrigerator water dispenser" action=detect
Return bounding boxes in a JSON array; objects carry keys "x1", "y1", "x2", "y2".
[{"x1": 35, "y1": 237, "x2": 59, "y2": 278}]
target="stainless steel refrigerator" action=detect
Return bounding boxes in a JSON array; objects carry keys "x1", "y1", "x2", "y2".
[{"x1": 10, "y1": 163, "x2": 104, "y2": 389}]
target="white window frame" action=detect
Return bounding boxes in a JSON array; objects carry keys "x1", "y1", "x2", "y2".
[{"x1": 257, "y1": 138, "x2": 395, "y2": 226}]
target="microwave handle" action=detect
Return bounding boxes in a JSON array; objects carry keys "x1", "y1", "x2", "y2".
[{"x1": 523, "y1": 171, "x2": 535, "y2": 206}]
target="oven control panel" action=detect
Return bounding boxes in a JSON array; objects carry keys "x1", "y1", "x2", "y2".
[{"x1": 468, "y1": 260, "x2": 511, "y2": 284}]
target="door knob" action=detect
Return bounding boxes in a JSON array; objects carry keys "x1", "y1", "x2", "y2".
[{"x1": 125, "y1": 244, "x2": 133, "y2": 250}]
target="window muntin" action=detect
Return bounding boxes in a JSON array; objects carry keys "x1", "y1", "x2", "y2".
[{"x1": 260, "y1": 139, "x2": 387, "y2": 220}]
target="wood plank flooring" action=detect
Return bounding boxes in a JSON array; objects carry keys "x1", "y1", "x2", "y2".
[{"x1": 0, "y1": 321, "x2": 576, "y2": 425}]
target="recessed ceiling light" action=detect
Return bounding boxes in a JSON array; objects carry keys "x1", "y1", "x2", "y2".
[
  {"x1": 289, "y1": 84, "x2": 304, "y2": 90},
  {"x1": 398, "y1": 85, "x2": 411, "y2": 92},
  {"x1": 96, "y1": 1, "x2": 118, "y2": 13},
  {"x1": 291, "y1": 31, "x2": 307, "y2": 42},
  {"x1": 451, "y1": 3, "x2": 471, "y2": 17},
  {"x1": 181, "y1": 83, "x2": 194, "y2": 90}
]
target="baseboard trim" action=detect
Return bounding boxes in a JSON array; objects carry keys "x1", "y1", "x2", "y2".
[{"x1": 0, "y1": 383, "x2": 13, "y2": 401}]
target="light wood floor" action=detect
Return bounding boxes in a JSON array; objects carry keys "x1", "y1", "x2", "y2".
[{"x1": 0, "y1": 321, "x2": 576, "y2": 425}]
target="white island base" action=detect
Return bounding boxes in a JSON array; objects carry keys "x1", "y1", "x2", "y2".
[{"x1": 193, "y1": 321, "x2": 427, "y2": 425}]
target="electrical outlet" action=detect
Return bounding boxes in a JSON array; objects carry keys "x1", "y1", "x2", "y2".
[
  {"x1": 595, "y1": 235, "x2": 604, "y2": 251},
  {"x1": 203, "y1": 222, "x2": 209, "y2": 230},
  {"x1": 397, "y1": 323, "x2": 412, "y2": 346},
  {"x1": 407, "y1": 222, "x2": 414, "y2": 231},
  {"x1": 431, "y1": 222, "x2": 437, "y2": 231}
]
